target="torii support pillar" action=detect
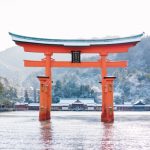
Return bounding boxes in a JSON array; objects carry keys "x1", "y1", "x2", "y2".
[
  {"x1": 37, "y1": 76, "x2": 50, "y2": 121},
  {"x1": 101, "y1": 77, "x2": 116, "y2": 123}
]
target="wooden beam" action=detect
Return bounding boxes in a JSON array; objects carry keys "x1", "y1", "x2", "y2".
[
  {"x1": 16, "y1": 42, "x2": 137, "y2": 54},
  {"x1": 52, "y1": 61, "x2": 100, "y2": 68},
  {"x1": 24, "y1": 60, "x2": 45, "y2": 67},
  {"x1": 24, "y1": 60, "x2": 127, "y2": 68},
  {"x1": 107, "y1": 61, "x2": 127, "y2": 68}
]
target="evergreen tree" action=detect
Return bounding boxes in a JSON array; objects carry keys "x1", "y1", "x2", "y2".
[
  {"x1": 54, "y1": 80, "x2": 62, "y2": 97},
  {"x1": 0, "y1": 80, "x2": 17, "y2": 107},
  {"x1": 0, "y1": 82, "x2": 3, "y2": 96},
  {"x1": 24, "y1": 90, "x2": 30, "y2": 103},
  {"x1": 90, "y1": 89, "x2": 95, "y2": 98},
  {"x1": 52, "y1": 79, "x2": 96, "y2": 101},
  {"x1": 33, "y1": 88, "x2": 36, "y2": 103},
  {"x1": 5, "y1": 87, "x2": 17, "y2": 100},
  {"x1": 53, "y1": 80, "x2": 62, "y2": 103}
]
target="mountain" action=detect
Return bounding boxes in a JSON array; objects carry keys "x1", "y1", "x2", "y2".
[
  {"x1": 0, "y1": 46, "x2": 43, "y2": 86},
  {"x1": 113, "y1": 37, "x2": 150, "y2": 103}
]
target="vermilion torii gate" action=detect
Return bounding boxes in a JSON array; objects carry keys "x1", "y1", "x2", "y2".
[{"x1": 9, "y1": 32, "x2": 143, "y2": 122}]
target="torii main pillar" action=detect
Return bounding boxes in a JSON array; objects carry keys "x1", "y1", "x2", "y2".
[
  {"x1": 102, "y1": 76, "x2": 116, "y2": 122},
  {"x1": 44, "y1": 53, "x2": 52, "y2": 120},
  {"x1": 101, "y1": 53, "x2": 108, "y2": 122},
  {"x1": 37, "y1": 76, "x2": 49, "y2": 121}
]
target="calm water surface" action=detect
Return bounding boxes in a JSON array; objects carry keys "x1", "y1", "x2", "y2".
[{"x1": 0, "y1": 111, "x2": 150, "y2": 150}]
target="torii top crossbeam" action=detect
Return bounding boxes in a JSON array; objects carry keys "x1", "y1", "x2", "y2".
[
  {"x1": 9, "y1": 32, "x2": 144, "y2": 54},
  {"x1": 9, "y1": 32, "x2": 144, "y2": 69},
  {"x1": 9, "y1": 32, "x2": 143, "y2": 46}
]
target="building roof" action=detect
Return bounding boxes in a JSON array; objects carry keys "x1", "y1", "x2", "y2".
[
  {"x1": 59, "y1": 98, "x2": 95, "y2": 105},
  {"x1": 9, "y1": 32, "x2": 144, "y2": 46},
  {"x1": 28, "y1": 103, "x2": 39, "y2": 107},
  {"x1": 15, "y1": 102, "x2": 28, "y2": 106},
  {"x1": 72, "y1": 99, "x2": 84, "y2": 105},
  {"x1": 134, "y1": 100, "x2": 145, "y2": 105},
  {"x1": 124, "y1": 102, "x2": 132, "y2": 105}
]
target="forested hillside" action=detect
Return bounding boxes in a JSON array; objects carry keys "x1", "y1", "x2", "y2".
[{"x1": 0, "y1": 77, "x2": 17, "y2": 106}]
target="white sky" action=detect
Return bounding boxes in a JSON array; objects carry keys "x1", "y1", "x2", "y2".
[{"x1": 0, "y1": 0, "x2": 149, "y2": 51}]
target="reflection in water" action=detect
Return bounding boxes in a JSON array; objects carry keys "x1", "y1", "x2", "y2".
[
  {"x1": 40, "y1": 120, "x2": 52, "y2": 149},
  {"x1": 101, "y1": 123, "x2": 114, "y2": 150}
]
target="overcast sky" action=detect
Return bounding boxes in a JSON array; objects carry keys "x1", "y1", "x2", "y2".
[{"x1": 0, "y1": 0, "x2": 149, "y2": 51}]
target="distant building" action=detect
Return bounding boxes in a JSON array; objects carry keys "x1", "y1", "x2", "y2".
[
  {"x1": 51, "y1": 98, "x2": 101, "y2": 111},
  {"x1": 70, "y1": 99, "x2": 87, "y2": 110},
  {"x1": 14, "y1": 99, "x2": 150, "y2": 111},
  {"x1": 28, "y1": 103, "x2": 39, "y2": 110},
  {"x1": 115, "y1": 100, "x2": 150, "y2": 111},
  {"x1": 15, "y1": 102, "x2": 28, "y2": 111}
]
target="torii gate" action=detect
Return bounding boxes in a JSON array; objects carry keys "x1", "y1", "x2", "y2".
[{"x1": 9, "y1": 32, "x2": 143, "y2": 123}]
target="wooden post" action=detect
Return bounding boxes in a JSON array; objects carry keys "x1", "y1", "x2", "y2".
[
  {"x1": 44, "y1": 53, "x2": 52, "y2": 120},
  {"x1": 100, "y1": 53, "x2": 108, "y2": 122},
  {"x1": 103, "y1": 76, "x2": 116, "y2": 123},
  {"x1": 37, "y1": 76, "x2": 49, "y2": 121}
]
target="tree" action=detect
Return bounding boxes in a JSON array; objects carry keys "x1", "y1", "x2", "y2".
[
  {"x1": 52, "y1": 80, "x2": 62, "y2": 103},
  {"x1": 54, "y1": 80, "x2": 62, "y2": 97},
  {"x1": 52, "y1": 79, "x2": 96, "y2": 101},
  {"x1": 0, "y1": 82, "x2": 3, "y2": 96},
  {"x1": 52, "y1": 96, "x2": 60, "y2": 103},
  {"x1": 79, "y1": 85, "x2": 91, "y2": 98},
  {"x1": 4, "y1": 87, "x2": 17, "y2": 100},
  {"x1": 63, "y1": 81, "x2": 80, "y2": 98},
  {"x1": 1, "y1": 99, "x2": 13, "y2": 108},
  {"x1": 24, "y1": 90, "x2": 30, "y2": 103},
  {"x1": 90, "y1": 89, "x2": 95, "y2": 98},
  {"x1": 33, "y1": 88, "x2": 37, "y2": 103}
]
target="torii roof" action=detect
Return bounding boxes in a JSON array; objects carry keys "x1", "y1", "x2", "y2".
[{"x1": 9, "y1": 32, "x2": 144, "y2": 46}]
